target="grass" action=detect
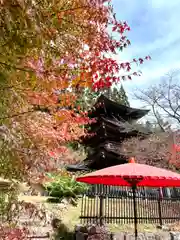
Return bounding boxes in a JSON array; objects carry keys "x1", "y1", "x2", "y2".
[
  {"x1": 62, "y1": 201, "x2": 82, "y2": 229},
  {"x1": 18, "y1": 195, "x2": 49, "y2": 203},
  {"x1": 108, "y1": 223, "x2": 161, "y2": 233}
]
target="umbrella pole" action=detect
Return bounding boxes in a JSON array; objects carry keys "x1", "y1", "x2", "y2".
[{"x1": 132, "y1": 185, "x2": 138, "y2": 240}]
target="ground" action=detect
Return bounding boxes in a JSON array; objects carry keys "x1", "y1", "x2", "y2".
[{"x1": 13, "y1": 196, "x2": 180, "y2": 237}]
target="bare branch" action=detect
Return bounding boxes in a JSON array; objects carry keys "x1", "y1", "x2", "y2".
[
  {"x1": 134, "y1": 70, "x2": 180, "y2": 127},
  {"x1": 120, "y1": 132, "x2": 177, "y2": 170}
]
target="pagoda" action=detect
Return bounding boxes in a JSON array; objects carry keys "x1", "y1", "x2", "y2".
[{"x1": 66, "y1": 95, "x2": 150, "y2": 172}]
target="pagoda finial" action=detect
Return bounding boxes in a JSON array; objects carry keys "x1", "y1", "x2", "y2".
[{"x1": 129, "y1": 157, "x2": 136, "y2": 163}]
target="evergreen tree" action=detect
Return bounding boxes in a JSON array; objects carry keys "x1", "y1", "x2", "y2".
[
  {"x1": 110, "y1": 85, "x2": 130, "y2": 106},
  {"x1": 77, "y1": 84, "x2": 130, "y2": 111}
]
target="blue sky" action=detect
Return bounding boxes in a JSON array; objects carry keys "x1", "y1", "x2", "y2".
[{"x1": 112, "y1": 0, "x2": 180, "y2": 108}]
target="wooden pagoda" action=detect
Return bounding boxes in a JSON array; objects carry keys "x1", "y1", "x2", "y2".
[{"x1": 66, "y1": 95, "x2": 150, "y2": 172}]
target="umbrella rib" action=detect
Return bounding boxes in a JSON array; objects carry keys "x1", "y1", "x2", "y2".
[{"x1": 85, "y1": 175, "x2": 177, "y2": 180}]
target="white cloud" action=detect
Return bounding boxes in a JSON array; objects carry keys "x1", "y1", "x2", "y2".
[{"x1": 112, "y1": 0, "x2": 180, "y2": 108}]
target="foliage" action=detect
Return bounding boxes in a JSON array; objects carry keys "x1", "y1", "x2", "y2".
[
  {"x1": 106, "y1": 84, "x2": 130, "y2": 106},
  {"x1": 0, "y1": 225, "x2": 28, "y2": 240},
  {"x1": 0, "y1": 191, "x2": 34, "y2": 239},
  {"x1": 75, "y1": 84, "x2": 130, "y2": 116},
  {"x1": 0, "y1": 190, "x2": 19, "y2": 223},
  {"x1": 0, "y1": 187, "x2": 51, "y2": 238},
  {"x1": 52, "y1": 218, "x2": 74, "y2": 240},
  {"x1": 45, "y1": 173, "x2": 88, "y2": 202},
  {"x1": 0, "y1": 0, "x2": 150, "y2": 183},
  {"x1": 120, "y1": 131, "x2": 180, "y2": 171}
]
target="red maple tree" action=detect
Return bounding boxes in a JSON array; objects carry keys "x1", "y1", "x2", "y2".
[{"x1": 0, "y1": 0, "x2": 150, "y2": 182}]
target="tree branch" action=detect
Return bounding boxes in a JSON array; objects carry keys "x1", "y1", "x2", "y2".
[
  {"x1": 0, "y1": 110, "x2": 35, "y2": 120},
  {"x1": 134, "y1": 73, "x2": 180, "y2": 126},
  {"x1": 0, "y1": 61, "x2": 33, "y2": 72}
]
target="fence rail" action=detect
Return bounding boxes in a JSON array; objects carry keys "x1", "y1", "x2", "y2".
[{"x1": 80, "y1": 185, "x2": 180, "y2": 225}]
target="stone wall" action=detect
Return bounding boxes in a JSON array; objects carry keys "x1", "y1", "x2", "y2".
[
  {"x1": 75, "y1": 225, "x2": 180, "y2": 240},
  {"x1": 112, "y1": 232, "x2": 180, "y2": 239}
]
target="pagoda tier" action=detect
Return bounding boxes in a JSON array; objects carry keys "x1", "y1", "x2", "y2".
[
  {"x1": 66, "y1": 149, "x2": 127, "y2": 172},
  {"x1": 66, "y1": 95, "x2": 150, "y2": 172},
  {"x1": 88, "y1": 117, "x2": 150, "y2": 134},
  {"x1": 89, "y1": 95, "x2": 149, "y2": 120},
  {"x1": 88, "y1": 140, "x2": 136, "y2": 157},
  {"x1": 82, "y1": 117, "x2": 150, "y2": 148}
]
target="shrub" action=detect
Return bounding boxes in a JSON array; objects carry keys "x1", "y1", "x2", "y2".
[
  {"x1": 45, "y1": 174, "x2": 88, "y2": 203},
  {"x1": 0, "y1": 225, "x2": 29, "y2": 240},
  {"x1": 0, "y1": 190, "x2": 20, "y2": 223},
  {"x1": 51, "y1": 218, "x2": 74, "y2": 240}
]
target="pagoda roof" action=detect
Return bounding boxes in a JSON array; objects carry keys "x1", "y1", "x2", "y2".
[
  {"x1": 93, "y1": 141, "x2": 128, "y2": 156},
  {"x1": 82, "y1": 134, "x2": 122, "y2": 147},
  {"x1": 89, "y1": 117, "x2": 151, "y2": 135},
  {"x1": 82, "y1": 133, "x2": 147, "y2": 148},
  {"x1": 82, "y1": 117, "x2": 150, "y2": 147},
  {"x1": 66, "y1": 149, "x2": 127, "y2": 172},
  {"x1": 86, "y1": 141, "x2": 126, "y2": 157},
  {"x1": 89, "y1": 95, "x2": 149, "y2": 120}
]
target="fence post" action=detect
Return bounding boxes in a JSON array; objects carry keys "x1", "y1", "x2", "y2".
[
  {"x1": 165, "y1": 188, "x2": 171, "y2": 199},
  {"x1": 99, "y1": 196, "x2": 104, "y2": 225},
  {"x1": 158, "y1": 188, "x2": 163, "y2": 226},
  {"x1": 99, "y1": 185, "x2": 104, "y2": 226}
]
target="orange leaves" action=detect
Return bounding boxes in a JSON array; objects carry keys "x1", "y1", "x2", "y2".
[
  {"x1": 48, "y1": 146, "x2": 68, "y2": 158},
  {"x1": 71, "y1": 76, "x2": 81, "y2": 87},
  {"x1": 58, "y1": 93, "x2": 77, "y2": 108},
  {"x1": 70, "y1": 70, "x2": 93, "y2": 88},
  {"x1": 1, "y1": 0, "x2": 152, "y2": 181},
  {"x1": 57, "y1": 11, "x2": 65, "y2": 21},
  {"x1": 80, "y1": 71, "x2": 92, "y2": 81},
  {"x1": 27, "y1": 92, "x2": 58, "y2": 108},
  {"x1": 71, "y1": 72, "x2": 93, "y2": 88},
  {"x1": 46, "y1": 78, "x2": 69, "y2": 91},
  {"x1": 55, "y1": 110, "x2": 73, "y2": 124}
]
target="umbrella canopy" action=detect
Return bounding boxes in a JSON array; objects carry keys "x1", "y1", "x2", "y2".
[
  {"x1": 76, "y1": 160, "x2": 180, "y2": 187},
  {"x1": 76, "y1": 159, "x2": 180, "y2": 240}
]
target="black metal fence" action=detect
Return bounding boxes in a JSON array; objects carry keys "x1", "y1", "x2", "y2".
[{"x1": 80, "y1": 185, "x2": 180, "y2": 225}]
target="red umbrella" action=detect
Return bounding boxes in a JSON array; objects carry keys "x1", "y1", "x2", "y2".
[
  {"x1": 76, "y1": 158, "x2": 180, "y2": 239},
  {"x1": 77, "y1": 158, "x2": 180, "y2": 187}
]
